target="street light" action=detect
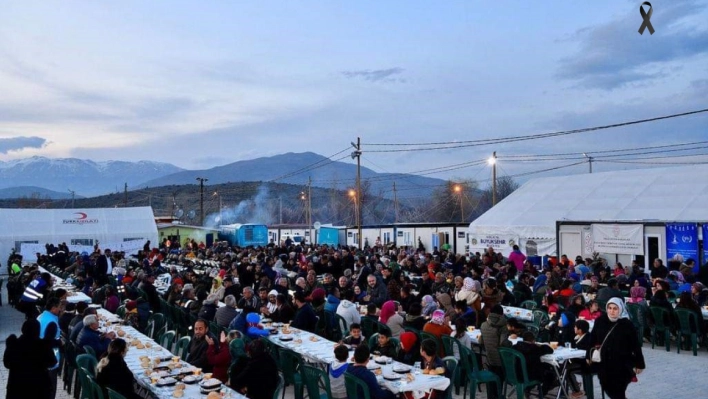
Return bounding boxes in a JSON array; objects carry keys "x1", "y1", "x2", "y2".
[
  {"x1": 348, "y1": 189, "x2": 359, "y2": 246},
  {"x1": 489, "y1": 152, "x2": 497, "y2": 206},
  {"x1": 213, "y1": 191, "x2": 222, "y2": 225},
  {"x1": 453, "y1": 184, "x2": 464, "y2": 222}
]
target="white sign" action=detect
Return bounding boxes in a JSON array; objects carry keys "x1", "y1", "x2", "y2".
[
  {"x1": 591, "y1": 224, "x2": 643, "y2": 255},
  {"x1": 469, "y1": 234, "x2": 519, "y2": 253}
]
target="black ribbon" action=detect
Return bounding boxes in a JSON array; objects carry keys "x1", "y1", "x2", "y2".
[{"x1": 638, "y1": 2, "x2": 655, "y2": 35}]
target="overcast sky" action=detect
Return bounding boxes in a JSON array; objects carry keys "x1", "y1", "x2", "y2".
[{"x1": 0, "y1": 0, "x2": 706, "y2": 186}]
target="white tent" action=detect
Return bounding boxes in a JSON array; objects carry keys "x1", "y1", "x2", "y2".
[
  {"x1": 469, "y1": 165, "x2": 708, "y2": 256},
  {"x1": 0, "y1": 207, "x2": 158, "y2": 262}
]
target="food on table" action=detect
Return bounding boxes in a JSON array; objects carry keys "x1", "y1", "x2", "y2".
[{"x1": 172, "y1": 389, "x2": 184, "y2": 398}]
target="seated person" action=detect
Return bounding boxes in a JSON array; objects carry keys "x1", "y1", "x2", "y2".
[
  {"x1": 506, "y1": 318, "x2": 526, "y2": 340},
  {"x1": 341, "y1": 323, "x2": 366, "y2": 348},
  {"x1": 512, "y1": 331, "x2": 556, "y2": 391},
  {"x1": 77, "y1": 314, "x2": 115, "y2": 358},
  {"x1": 453, "y1": 300, "x2": 476, "y2": 327},
  {"x1": 346, "y1": 345, "x2": 395, "y2": 399},
  {"x1": 567, "y1": 320, "x2": 592, "y2": 399},
  {"x1": 370, "y1": 329, "x2": 398, "y2": 359},
  {"x1": 396, "y1": 331, "x2": 421, "y2": 365},
  {"x1": 415, "y1": 339, "x2": 448, "y2": 399},
  {"x1": 328, "y1": 345, "x2": 350, "y2": 399},
  {"x1": 363, "y1": 303, "x2": 379, "y2": 322}
]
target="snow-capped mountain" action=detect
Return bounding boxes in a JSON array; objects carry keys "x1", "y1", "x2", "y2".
[{"x1": 0, "y1": 156, "x2": 184, "y2": 196}]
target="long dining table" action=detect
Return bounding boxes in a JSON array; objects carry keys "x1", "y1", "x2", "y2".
[
  {"x1": 39, "y1": 266, "x2": 93, "y2": 303},
  {"x1": 95, "y1": 307, "x2": 248, "y2": 399},
  {"x1": 266, "y1": 327, "x2": 450, "y2": 399}
]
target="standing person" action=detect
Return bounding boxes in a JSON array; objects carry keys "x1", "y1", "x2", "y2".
[
  {"x1": 18, "y1": 272, "x2": 53, "y2": 320},
  {"x1": 589, "y1": 298, "x2": 645, "y2": 399},
  {"x1": 479, "y1": 304, "x2": 508, "y2": 399},
  {"x1": 508, "y1": 245, "x2": 527, "y2": 273},
  {"x1": 38, "y1": 297, "x2": 63, "y2": 399},
  {"x1": 96, "y1": 339, "x2": 138, "y2": 399},
  {"x1": 3, "y1": 319, "x2": 57, "y2": 399},
  {"x1": 95, "y1": 248, "x2": 113, "y2": 285}
]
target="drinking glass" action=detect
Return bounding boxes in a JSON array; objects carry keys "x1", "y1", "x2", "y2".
[
  {"x1": 565, "y1": 342, "x2": 572, "y2": 349},
  {"x1": 413, "y1": 362, "x2": 421, "y2": 374}
]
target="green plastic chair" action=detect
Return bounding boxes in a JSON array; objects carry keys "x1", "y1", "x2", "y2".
[
  {"x1": 158, "y1": 330, "x2": 176, "y2": 352},
  {"x1": 626, "y1": 303, "x2": 645, "y2": 345},
  {"x1": 106, "y1": 388, "x2": 126, "y2": 399},
  {"x1": 82, "y1": 345, "x2": 97, "y2": 359},
  {"x1": 63, "y1": 340, "x2": 78, "y2": 395},
  {"x1": 520, "y1": 300, "x2": 538, "y2": 310},
  {"x1": 441, "y1": 335, "x2": 457, "y2": 358},
  {"x1": 675, "y1": 308, "x2": 699, "y2": 356},
  {"x1": 115, "y1": 305, "x2": 126, "y2": 319},
  {"x1": 148, "y1": 313, "x2": 166, "y2": 339},
  {"x1": 459, "y1": 343, "x2": 501, "y2": 399},
  {"x1": 261, "y1": 337, "x2": 281, "y2": 363},
  {"x1": 272, "y1": 372, "x2": 285, "y2": 399},
  {"x1": 441, "y1": 356, "x2": 458, "y2": 399},
  {"x1": 512, "y1": 291, "x2": 526, "y2": 306},
  {"x1": 344, "y1": 372, "x2": 371, "y2": 399},
  {"x1": 650, "y1": 306, "x2": 673, "y2": 352},
  {"x1": 300, "y1": 364, "x2": 333, "y2": 399},
  {"x1": 336, "y1": 313, "x2": 350, "y2": 336},
  {"x1": 360, "y1": 317, "x2": 377, "y2": 339},
  {"x1": 76, "y1": 354, "x2": 97, "y2": 378},
  {"x1": 420, "y1": 331, "x2": 444, "y2": 357},
  {"x1": 376, "y1": 321, "x2": 392, "y2": 337},
  {"x1": 77, "y1": 367, "x2": 95, "y2": 399},
  {"x1": 88, "y1": 373, "x2": 105, "y2": 399},
  {"x1": 174, "y1": 336, "x2": 191, "y2": 361},
  {"x1": 498, "y1": 347, "x2": 543, "y2": 399},
  {"x1": 279, "y1": 348, "x2": 304, "y2": 399},
  {"x1": 533, "y1": 293, "x2": 545, "y2": 307}
]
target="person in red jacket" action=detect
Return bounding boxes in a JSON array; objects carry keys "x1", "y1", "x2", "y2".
[{"x1": 206, "y1": 330, "x2": 240, "y2": 383}]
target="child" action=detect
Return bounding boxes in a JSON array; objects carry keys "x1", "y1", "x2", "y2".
[
  {"x1": 329, "y1": 345, "x2": 350, "y2": 399},
  {"x1": 371, "y1": 329, "x2": 398, "y2": 358},
  {"x1": 342, "y1": 323, "x2": 366, "y2": 348}
]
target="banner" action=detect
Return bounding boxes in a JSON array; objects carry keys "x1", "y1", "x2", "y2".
[
  {"x1": 703, "y1": 224, "x2": 708, "y2": 265},
  {"x1": 469, "y1": 234, "x2": 519, "y2": 254},
  {"x1": 591, "y1": 224, "x2": 643, "y2": 255},
  {"x1": 666, "y1": 223, "x2": 698, "y2": 262}
]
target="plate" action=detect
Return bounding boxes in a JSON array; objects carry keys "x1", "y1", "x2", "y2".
[
  {"x1": 279, "y1": 336, "x2": 293, "y2": 341},
  {"x1": 383, "y1": 374, "x2": 401, "y2": 381},
  {"x1": 392, "y1": 367, "x2": 411, "y2": 374},
  {"x1": 182, "y1": 375, "x2": 202, "y2": 384},
  {"x1": 366, "y1": 363, "x2": 381, "y2": 370},
  {"x1": 156, "y1": 377, "x2": 177, "y2": 387},
  {"x1": 199, "y1": 378, "x2": 222, "y2": 389}
]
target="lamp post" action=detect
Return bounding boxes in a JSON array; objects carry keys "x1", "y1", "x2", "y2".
[
  {"x1": 453, "y1": 184, "x2": 464, "y2": 222},
  {"x1": 196, "y1": 177, "x2": 208, "y2": 226},
  {"x1": 488, "y1": 152, "x2": 497, "y2": 206},
  {"x1": 348, "y1": 189, "x2": 359, "y2": 246},
  {"x1": 583, "y1": 153, "x2": 594, "y2": 174},
  {"x1": 213, "y1": 191, "x2": 222, "y2": 226},
  {"x1": 351, "y1": 138, "x2": 362, "y2": 249}
]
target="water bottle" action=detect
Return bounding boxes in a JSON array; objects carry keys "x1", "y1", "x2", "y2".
[{"x1": 414, "y1": 361, "x2": 421, "y2": 374}]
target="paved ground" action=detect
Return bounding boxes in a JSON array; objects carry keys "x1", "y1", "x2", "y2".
[{"x1": 0, "y1": 276, "x2": 702, "y2": 399}]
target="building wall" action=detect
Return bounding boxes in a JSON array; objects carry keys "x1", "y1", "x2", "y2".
[{"x1": 158, "y1": 226, "x2": 216, "y2": 246}]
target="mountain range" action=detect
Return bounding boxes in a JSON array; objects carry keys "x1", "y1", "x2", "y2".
[{"x1": 0, "y1": 153, "x2": 446, "y2": 198}]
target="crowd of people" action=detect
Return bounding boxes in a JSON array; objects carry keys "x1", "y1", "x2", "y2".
[{"x1": 5, "y1": 237, "x2": 708, "y2": 399}]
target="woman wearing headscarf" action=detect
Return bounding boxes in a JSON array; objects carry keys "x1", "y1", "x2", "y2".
[
  {"x1": 227, "y1": 335, "x2": 248, "y2": 385},
  {"x1": 396, "y1": 331, "x2": 421, "y2": 365},
  {"x1": 421, "y1": 295, "x2": 438, "y2": 317},
  {"x1": 456, "y1": 277, "x2": 482, "y2": 311},
  {"x1": 210, "y1": 277, "x2": 225, "y2": 300},
  {"x1": 3, "y1": 319, "x2": 57, "y2": 399},
  {"x1": 96, "y1": 339, "x2": 139, "y2": 399},
  {"x1": 423, "y1": 310, "x2": 453, "y2": 356},
  {"x1": 436, "y1": 292, "x2": 455, "y2": 319},
  {"x1": 588, "y1": 298, "x2": 645, "y2": 399},
  {"x1": 533, "y1": 273, "x2": 548, "y2": 294},
  {"x1": 232, "y1": 340, "x2": 279, "y2": 399},
  {"x1": 691, "y1": 282, "x2": 708, "y2": 306},
  {"x1": 379, "y1": 300, "x2": 405, "y2": 338}
]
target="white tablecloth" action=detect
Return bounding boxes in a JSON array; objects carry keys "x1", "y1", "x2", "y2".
[
  {"x1": 503, "y1": 306, "x2": 534, "y2": 322},
  {"x1": 40, "y1": 266, "x2": 93, "y2": 303},
  {"x1": 267, "y1": 328, "x2": 450, "y2": 397}
]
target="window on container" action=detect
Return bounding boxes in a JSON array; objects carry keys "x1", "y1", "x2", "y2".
[{"x1": 70, "y1": 239, "x2": 94, "y2": 246}]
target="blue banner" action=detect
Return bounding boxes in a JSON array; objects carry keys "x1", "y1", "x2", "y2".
[
  {"x1": 703, "y1": 224, "x2": 708, "y2": 265},
  {"x1": 666, "y1": 223, "x2": 698, "y2": 262}
]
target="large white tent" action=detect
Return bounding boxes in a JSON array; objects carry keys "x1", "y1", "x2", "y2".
[
  {"x1": 0, "y1": 207, "x2": 158, "y2": 262},
  {"x1": 468, "y1": 165, "x2": 708, "y2": 257}
]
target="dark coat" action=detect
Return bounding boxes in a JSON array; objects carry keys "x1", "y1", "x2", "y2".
[
  {"x1": 96, "y1": 354, "x2": 139, "y2": 399},
  {"x1": 590, "y1": 315, "x2": 645, "y2": 395},
  {"x1": 291, "y1": 303, "x2": 318, "y2": 333},
  {"x1": 512, "y1": 341, "x2": 553, "y2": 382},
  {"x1": 3, "y1": 333, "x2": 57, "y2": 399},
  {"x1": 233, "y1": 354, "x2": 279, "y2": 399},
  {"x1": 77, "y1": 327, "x2": 111, "y2": 358},
  {"x1": 187, "y1": 333, "x2": 215, "y2": 372}
]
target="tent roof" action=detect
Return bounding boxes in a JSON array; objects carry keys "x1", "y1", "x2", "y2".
[{"x1": 469, "y1": 165, "x2": 708, "y2": 238}]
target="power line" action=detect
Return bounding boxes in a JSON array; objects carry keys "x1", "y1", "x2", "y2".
[
  {"x1": 362, "y1": 107, "x2": 708, "y2": 152},
  {"x1": 498, "y1": 140, "x2": 708, "y2": 159}
]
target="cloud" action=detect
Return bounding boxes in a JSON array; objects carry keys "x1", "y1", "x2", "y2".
[
  {"x1": 0, "y1": 136, "x2": 47, "y2": 154},
  {"x1": 341, "y1": 67, "x2": 406, "y2": 83},
  {"x1": 557, "y1": 0, "x2": 708, "y2": 89}
]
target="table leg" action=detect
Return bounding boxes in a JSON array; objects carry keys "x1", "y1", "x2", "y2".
[{"x1": 553, "y1": 362, "x2": 571, "y2": 399}]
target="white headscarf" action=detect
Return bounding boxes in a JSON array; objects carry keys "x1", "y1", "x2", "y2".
[
  {"x1": 463, "y1": 277, "x2": 474, "y2": 291},
  {"x1": 606, "y1": 297, "x2": 629, "y2": 322}
]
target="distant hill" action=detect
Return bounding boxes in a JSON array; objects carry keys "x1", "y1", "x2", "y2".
[
  {"x1": 0, "y1": 186, "x2": 84, "y2": 199},
  {"x1": 0, "y1": 156, "x2": 184, "y2": 196},
  {"x1": 140, "y1": 152, "x2": 446, "y2": 198}
]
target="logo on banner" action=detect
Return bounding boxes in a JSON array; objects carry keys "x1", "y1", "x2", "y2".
[
  {"x1": 63, "y1": 212, "x2": 99, "y2": 224},
  {"x1": 612, "y1": 225, "x2": 620, "y2": 237}
]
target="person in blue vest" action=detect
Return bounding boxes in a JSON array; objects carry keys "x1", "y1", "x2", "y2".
[
  {"x1": 18, "y1": 272, "x2": 53, "y2": 320},
  {"x1": 38, "y1": 296, "x2": 63, "y2": 399}
]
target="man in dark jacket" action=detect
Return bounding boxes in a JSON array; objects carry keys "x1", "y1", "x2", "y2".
[
  {"x1": 187, "y1": 319, "x2": 215, "y2": 372},
  {"x1": 138, "y1": 273, "x2": 161, "y2": 313},
  {"x1": 290, "y1": 292, "x2": 318, "y2": 333},
  {"x1": 233, "y1": 340, "x2": 279, "y2": 399},
  {"x1": 77, "y1": 314, "x2": 115, "y2": 358}
]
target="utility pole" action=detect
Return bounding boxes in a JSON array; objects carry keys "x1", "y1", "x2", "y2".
[
  {"x1": 490, "y1": 151, "x2": 498, "y2": 206},
  {"x1": 351, "y1": 138, "x2": 362, "y2": 249},
  {"x1": 393, "y1": 181, "x2": 399, "y2": 224},
  {"x1": 583, "y1": 153, "x2": 594, "y2": 173},
  {"x1": 279, "y1": 197, "x2": 283, "y2": 225},
  {"x1": 68, "y1": 189, "x2": 75, "y2": 208},
  {"x1": 124, "y1": 183, "x2": 128, "y2": 207},
  {"x1": 196, "y1": 177, "x2": 208, "y2": 226},
  {"x1": 307, "y1": 176, "x2": 312, "y2": 244}
]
